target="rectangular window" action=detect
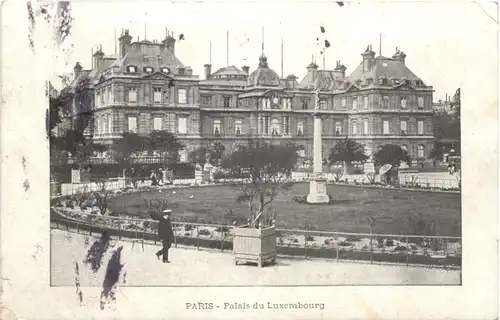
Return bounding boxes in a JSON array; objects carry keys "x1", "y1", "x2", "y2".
[
  {"x1": 335, "y1": 122, "x2": 342, "y2": 135},
  {"x1": 302, "y1": 99, "x2": 308, "y2": 110},
  {"x1": 128, "y1": 87, "x2": 137, "y2": 102},
  {"x1": 364, "y1": 96, "x2": 368, "y2": 108},
  {"x1": 352, "y1": 120, "x2": 357, "y2": 135},
  {"x1": 283, "y1": 116, "x2": 290, "y2": 135},
  {"x1": 363, "y1": 119, "x2": 368, "y2": 135},
  {"x1": 417, "y1": 120, "x2": 424, "y2": 134},
  {"x1": 264, "y1": 116, "x2": 270, "y2": 134},
  {"x1": 383, "y1": 120, "x2": 389, "y2": 134},
  {"x1": 153, "y1": 117, "x2": 162, "y2": 131},
  {"x1": 401, "y1": 97, "x2": 407, "y2": 108},
  {"x1": 107, "y1": 86, "x2": 111, "y2": 103},
  {"x1": 382, "y1": 96, "x2": 389, "y2": 109},
  {"x1": 107, "y1": 115, "x2": 112, "y2": 134},
  {"x1": 352, "y1": 97, "x2": 358, "y2": 110},
  {"x1": 223, "y1": 96, "x2": 231, "y2": 108},
  {"x1": 103, "y1": 115, "x2": 108, "y2": 133},
  {"x1": 297, "y1": 121, "x2": 304, "y2": 136},
  {"x1": 102, "y1": 87, "x2": 107, "y2": 105},
  {"x1": 319, "y1": 100, "x2": 326, "y2": 110},
  {"x1": 96, "y1": 90, "x2": 101, "y2": 107},
  {"x1": 128, "y1": 116, "x2": 137, "y2": 132},
  {"x1": 177, "y1": 88, "x2": 187, "y2": 104},
  {"x1": 341, "y1": 98, "x2": 346, "y2": 107},
  {"x1": 213, "y1": 119, "x2": 221, "y2": 136},
  {"x1": 235, "y1": 120, "x2": 242, "y2": 135},
  {"x1": 178, "y1": 117, "x2": 187, "y2": 134},
  {"x1": 401, "y1": 120, "x2": 407, "y2": 134},
  {"x1": 298, "y1": 149, "x2": 306, "y2": 158},
  {"x1": 153, "y1": 87, "x2": 162, "y2": 103},
  {"x1": 200, "y1": 95, "x2": 212, "y2": 105},
  {"x1": 418, "y1": 97, "x2": 424, "y2": 109}
]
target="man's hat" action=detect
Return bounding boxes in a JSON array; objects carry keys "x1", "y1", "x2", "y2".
[{"x1": 163, "y1": 209, "x2": 172, "y2": 219}]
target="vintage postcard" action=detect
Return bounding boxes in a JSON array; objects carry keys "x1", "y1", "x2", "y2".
[{"x1": 1, "y1": 0, "x2": 498, "y2": 319}]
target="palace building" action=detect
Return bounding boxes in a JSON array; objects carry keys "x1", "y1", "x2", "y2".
[{"x1": 58, "y1": 29, "x2": 434, "y2": 163}]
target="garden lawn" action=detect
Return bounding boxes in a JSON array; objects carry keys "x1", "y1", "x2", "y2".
[{"x1": 107, "y1": 183, "x2": 461, "y2": 237}]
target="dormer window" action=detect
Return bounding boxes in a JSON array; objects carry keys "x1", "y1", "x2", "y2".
[
  {"x1": 405, "y1": 80, "x2": 412, "y2": 85},
  {"x1": 392, "y1": 79, "x2": 400, "y2": 85},
  {"x1": 127, "y1": 65, "x2": 137, "y2": 73},
  {"x1": 160, "y1": 67, "x2": 170, "y2": 74},
  {"x1": 144, "y1": 67, "x2": 154, "y2": 73}
]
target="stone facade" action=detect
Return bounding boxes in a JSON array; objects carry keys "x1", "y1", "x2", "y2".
[{"x1": 58, "y1": 30, "x2": 434, "y2": 162}]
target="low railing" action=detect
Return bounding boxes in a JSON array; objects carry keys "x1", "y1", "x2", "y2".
[{"x1": 51, "y1": 208, "x2": 461, "y2": 268}]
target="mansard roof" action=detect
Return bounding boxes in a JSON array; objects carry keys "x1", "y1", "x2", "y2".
[{"x1": 347, "y1": 56, "x2": 422, "y2": 83}]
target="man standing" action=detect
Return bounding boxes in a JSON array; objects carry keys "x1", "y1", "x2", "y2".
[{"x1": 155, "y1": 209, "x2": 174, "y2": 263}]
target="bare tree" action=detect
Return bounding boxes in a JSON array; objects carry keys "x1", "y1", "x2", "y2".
[{"x1": 222, "y1": 140, "x2": 297, "y2": 227}]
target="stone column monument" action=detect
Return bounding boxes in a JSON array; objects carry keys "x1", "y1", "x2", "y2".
[{"x1": 306, "y1": 89, "x2": 330, "y2": 204}]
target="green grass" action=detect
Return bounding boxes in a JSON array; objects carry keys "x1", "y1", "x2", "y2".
[{"x1": 107, "y1": 183, "x2": 461, "y2": 237}]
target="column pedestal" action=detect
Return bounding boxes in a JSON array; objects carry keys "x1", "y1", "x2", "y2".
[
  {"x1": 306, "y1": 113, "x2": 330, "y2": 204},
  {"x1": 307, "y1": 175, "x2": 330, "y2": 204}
]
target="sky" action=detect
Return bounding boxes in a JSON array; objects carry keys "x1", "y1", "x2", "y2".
[{"x1": 48, "y1": 1, "x2": 498, "y2": 101}]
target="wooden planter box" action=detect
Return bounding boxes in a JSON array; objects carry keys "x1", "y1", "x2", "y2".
[{"x1": 233, "y1": 225, "x2": 277, "y2": 267}]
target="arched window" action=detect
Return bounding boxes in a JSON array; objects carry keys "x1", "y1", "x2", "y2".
[
  {"x1": 127, "y1": 65, "x2": 137, "y2": 73},
  {"x1": 417, "y1": 145, "x2": 425, "y2": 158},
  {"x1": 271, "y1": 118, "x2": 281, "y2": 135}
]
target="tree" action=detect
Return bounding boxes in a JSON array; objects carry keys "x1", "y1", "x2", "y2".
[
  {"x1": 147, "y1": 130, "x2": 184, "y2": 168},
  {"x1": 221, "y1": 140, "x2": 297, "y2": 227},
  {"x1": 328, "y1": 137, "x2": 368, "y2": 174},
  {"x1": 450, "y1": 88, "x2": 460, "y2": 122},
  {"x1": 429, "y1": 144, "x2": 445, "y2": 161},
  {"x1": 188, "y1": 147, "x2": 209, "y2": 171},
  {"x1": 208, "y1": 141, "x2": 226, "y2": 167},
  {"x1": 111, "y1": 132, "x2": 148, "y2": 173},
  {"x1": 46, "y1": 90, "x2": 73, "y2": 143},
  {"x1": 373, "y1": 144, "x2": 410, "y2": 167}
]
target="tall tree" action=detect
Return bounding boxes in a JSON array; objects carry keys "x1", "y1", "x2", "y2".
[
  {"x1": 328, "y1": 137, "x2": 368, "y2": 174},
  {"x1": 147, "y1": 130, "x2": 184, "y2": 168},
  {"x1": 373, "y1": 144, "x2": 410, "y2": 167},
  {"x1": 111, "y1": 132, "x2": 148, "y2": 167},
  {"x1": 208, "y1": 141, "x2": 226, "y2": 166},
  {"x1": 221, "y1": 140, "x2": 297, "y2": 227},
  {"x1": 188, "y1": 147, "x2": 209, "y2": 171}
]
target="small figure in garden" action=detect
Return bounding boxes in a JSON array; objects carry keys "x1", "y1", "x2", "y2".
[{"x1": 155, "y1": 209, "x2": 174, "y2": 263}]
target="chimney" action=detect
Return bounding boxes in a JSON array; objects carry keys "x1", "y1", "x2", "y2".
[
  {"x1": 242, "y1": 66, "x2": 250, "y2": 74},
  {"x1": 93, "y1": 45, "x2": 104, "y2": 69},
  {"x1": 162, "y1": 30, "x2": 176, "y2": 54},
  {"x1": 118, "y1": 29, "x2": 132, "y2": 58},
  {"x1": 306, "y1": 61, "x2": 319, "y2": 83},
  {"x1": 392, "y1": 47, "x2": 407, "y2": 65},
  {"x1": 73, "y1": 62, "x2": 83, "y2": 80},
  {"x1": 333, "y1": 60, "x2": 347, "y2": 80},
  {"x1": 204, "y1": 64, "x2": 212, "y2": 80},
  {"x1": 361, "y1": 44, "x2": 375, "y2": 72}
]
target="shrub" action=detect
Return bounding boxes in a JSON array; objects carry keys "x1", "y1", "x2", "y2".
[
  {"x1": 292, "y1": 238, "x2": 299, "y2": 243},
  {"x1": 385, "y1": 239, "x2": 394, "y2": 246},
  {"x1": 394, "y1": 245, "x2": 407, "y2": 251},
  {"x1": 345, "y1": 235, "x2": 362, "y2": 242},
  {"x1": 332, "y1": 171, "x2": 344, "y2": 183},
  {"x1": 324, "y1": 239, "x2": 330, "y2": 245},
  {"x1": 339, "y1": 241, "x2": 352, "y2": 247},
  {"x1": 215, "y1": 226, "x2": 230, "y2": 233},
  {"x1": 184, "y1": 224, "x2": 194, "y2": 231},
  {"x1": 306, "y1": 235, "x2": 315, "y2": 242},
  {"x1": 198, "y1": 229, "x2": 211, "y2": 236}
]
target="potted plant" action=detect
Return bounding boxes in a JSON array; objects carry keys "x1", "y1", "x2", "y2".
[{"x1": 222, "y1": 140, "x2": 297, "y2": 267}]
